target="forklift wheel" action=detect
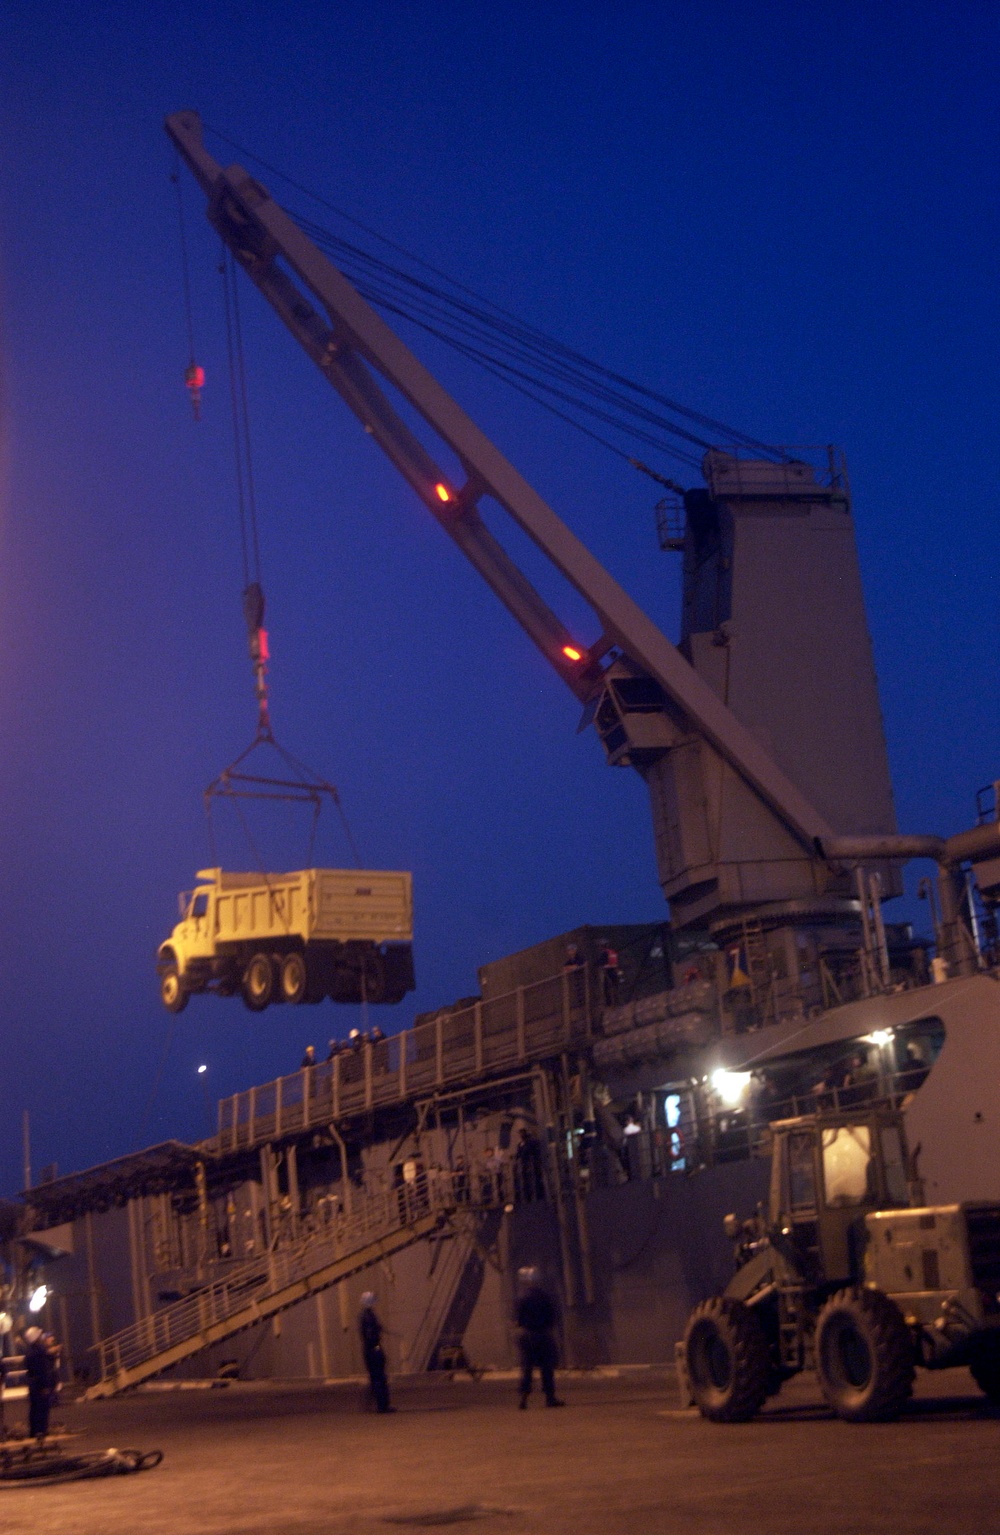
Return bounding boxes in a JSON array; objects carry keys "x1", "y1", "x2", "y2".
[
  {"x1": 683, "y1": 1297, "x2": 770, "y2": 1422},
  {"x1": 969, "y1": 1333, "x2": 1000, "y2": 1404},
  {"x1": 815, "y1": 1288, "x2": 914, "y2": 1422}
]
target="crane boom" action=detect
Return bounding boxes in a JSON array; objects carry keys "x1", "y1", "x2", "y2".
[{"x1": 166, "y1": 110, "x2": 834, "y2": 860}]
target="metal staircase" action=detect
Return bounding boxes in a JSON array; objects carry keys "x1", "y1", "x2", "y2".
[
  {"x1": 84, "y1": 1174, "x2": 458, "y2": 1399},
  {"x1": 403, "y1": 1209, "x2": 500, "y2": 1374}
]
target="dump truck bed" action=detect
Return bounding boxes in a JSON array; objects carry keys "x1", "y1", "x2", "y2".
[{"x1": 199, "y1": 868, "x2": 413, "y2": 945}]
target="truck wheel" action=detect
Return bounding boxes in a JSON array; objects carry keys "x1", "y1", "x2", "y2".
[
  {"x1": 280, "y1": 952, "x2": 308, "y2": 1005},
  {"x1": 969, "y1": 1334, "x2": 1000, "y2": 1403},
  {"x1": 242, "y1": 953, "x2": 275, "y2": 1012},
  {"x1": 361, "y1": 949, "x2": 387, "y2": 1004},
  {"x1": 160, "y1": 965, "x2": 188, "y2": 1014},
  {"x1": 684, "y1": 1297, "x2": 770, "y2": 1422},
  {"x1": 815, "y1": 1288, "x2": 914, "y2": 1422}
]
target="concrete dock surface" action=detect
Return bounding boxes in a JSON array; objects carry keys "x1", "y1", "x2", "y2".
[{"x1": 0, "y1": 1366, "x2": 997, "y2": 1534}]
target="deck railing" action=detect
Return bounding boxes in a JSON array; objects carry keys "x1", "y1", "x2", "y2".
[
  {"x1": 216, "y1": 966, "x2": 594, "y2": 1152},
  {"x1": 636, "y1": 1066, "x2": 929, "y2": 1181}
]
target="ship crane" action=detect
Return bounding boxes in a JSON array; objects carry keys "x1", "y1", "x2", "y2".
[{"x1": 166, "y1": 111, "x2": 995, "y2": 989}]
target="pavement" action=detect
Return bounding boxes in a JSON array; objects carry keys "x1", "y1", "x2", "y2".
[{"x1": 0, "y1": 1365, "x2": 997, "y2": 1534}]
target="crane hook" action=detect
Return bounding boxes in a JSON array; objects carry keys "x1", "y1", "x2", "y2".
[{"x1": 243, "y1": 581, "x2": 271, "y2": 737}]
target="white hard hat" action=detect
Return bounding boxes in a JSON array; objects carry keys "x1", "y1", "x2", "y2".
[
  {"x1": 23, "y1": 1326, "x2": 42, "y2": 1343},
  {"x1": 360, "y1": 1291, "x2": 376, "y2": 1308}
]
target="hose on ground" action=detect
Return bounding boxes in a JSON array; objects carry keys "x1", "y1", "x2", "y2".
[{"x1": 0, "y1": 1447, "x2": 163, "y2": 1487}]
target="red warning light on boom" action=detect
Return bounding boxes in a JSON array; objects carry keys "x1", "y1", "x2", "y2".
[
  {"x1": 185, "y1": 362, "x2": 205, "y2": 422},
  {"x1": 562, "y1": 644, "x2": 583, "y2": 662},
  {"x1": 434, "y1": 483, "x2": 452, "y2": 503}
]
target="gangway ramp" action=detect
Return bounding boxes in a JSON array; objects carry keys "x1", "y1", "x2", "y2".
[{"x1": 85, "y1": 1179, "x2": 455, "y2": 1399}]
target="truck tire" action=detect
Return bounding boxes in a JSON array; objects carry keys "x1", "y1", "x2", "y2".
[
  {"x1": 815, "y1": 1288, "x2": 914, "y2": 1422},
  {"x1": 160, "y1": 964, "x2": 188, "y2": 1014},
  {"x1": 969, "y1": 1333, "x2": 1000, "y2": 1404},
  {"x1": 242, "y1": 953, "x2": 275, "y2": 1012},
  {"x1": 280, "y1": 952, "x2": 308, "y2": 1005},
  {"x1": 684, "y1": 1297, "x2": 770, "y2": 1422},
  {"x1": 361, "y1": 949, "x2": 387, "y2": 1004}
]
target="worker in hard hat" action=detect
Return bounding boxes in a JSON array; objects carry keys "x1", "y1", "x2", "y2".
[
  {"x1": 515, "y1": 1267, "x2": 564, "y2": 1409},
  {"x1": 359, "y1": 1292, "x2": 393, "y2": 1414},
  {"x1": 23, "y1": 1326, "x2": 60, "y2": 1442}
]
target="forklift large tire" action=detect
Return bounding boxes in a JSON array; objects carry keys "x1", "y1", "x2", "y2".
[
  {"x1": 279, "y1": 952, "x2": 308, "y2": 1005},
  {"x1": 815, "y1": 1287, "x2": 914, "y2": 1422},
  {"x1": 969, "y1": 1333, "x2": 1000, "y2": 1404},
  {"x1": 242, "y1": 953, "x2": 275, "y2": 1012},
  {"x1": 159, "y1": 965, "x2": 188, "y2": 1014},
  {"x1": 684, "y1": 1297, "x2": 770, "y2": 1422}
]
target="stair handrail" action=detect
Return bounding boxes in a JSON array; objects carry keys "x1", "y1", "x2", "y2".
[{"x1": 89, "y1": 1160, "x2": 515, "y2": 1384}]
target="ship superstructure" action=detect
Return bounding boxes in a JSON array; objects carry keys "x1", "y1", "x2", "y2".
[{"x1": 7, "y1": 114, "x2": 1000, "y2": 1390}]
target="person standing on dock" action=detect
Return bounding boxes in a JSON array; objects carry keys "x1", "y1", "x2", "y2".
[
  {"x1": 515, "y1": 1267, "x2": 564, "y2": 1410},
  {"x1": 359, "y1": 1292, "x2": 393, "y2": 1414},
  {"x1": 23, "y1": 1326, "x2": 60, "y2": 1442}
]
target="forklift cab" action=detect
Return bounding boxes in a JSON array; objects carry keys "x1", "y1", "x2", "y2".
[{"x1": 767, "y1": 1110, "x2": 913, "y2": 1284}]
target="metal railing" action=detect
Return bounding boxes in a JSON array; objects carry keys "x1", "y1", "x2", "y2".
[
  {"x1": 91, "y1": 1160, "x2": 521, "y2": 1387},
  {"x1": 652, "y1": 1064, "x2": 930, "y2": 1179},
  {"x1": 216, "y1": 967, "x2": 594, "y2": 1152}
]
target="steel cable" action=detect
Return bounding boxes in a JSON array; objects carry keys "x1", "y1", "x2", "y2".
[
  {"x1": 203, "y1": 124, "x2": 779, "y2": 460},
  {"x1": 0, "y1": 1448, "x2": 163, "y2": 1487},
  {"x1": 295, "y1": 215, "x2": 769, "y2": 456}
]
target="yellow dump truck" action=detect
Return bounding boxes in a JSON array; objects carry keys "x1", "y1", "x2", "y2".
[{"x1": 157, "y1": 868, "x2": 414, "y2": 1012}]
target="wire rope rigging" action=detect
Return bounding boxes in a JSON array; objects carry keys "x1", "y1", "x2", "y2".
[
  {"x1": 201, "y1": 124, "x2": 790, "y2": 479},
  {"x1": 176, "y1": 230, "x2": 361, "y2": 874},
  {"x1": 172, "y1": 150, "x2": 205, "y2": 420}
]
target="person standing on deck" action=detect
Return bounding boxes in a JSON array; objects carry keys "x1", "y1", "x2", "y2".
[{"x1": 598, "y1": 940, "x2": 621, "y2": 1005}]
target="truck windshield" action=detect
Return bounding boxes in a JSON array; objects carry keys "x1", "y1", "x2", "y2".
[
  {"x1": 190, "y1": 892, "x2": 208, "y2": 918},
  {"x1": 821, "y1": 1125, "x2": 872, "y2": 1206},
  {"x1": 879, "y1": 1124, "x2": 910, "y2": 1206},
  {"x1": 788, "y1": 1131, "x2": 817, "y2": 1210}
]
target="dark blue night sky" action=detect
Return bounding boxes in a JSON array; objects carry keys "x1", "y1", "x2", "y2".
[{"x1": 0, "y1": 3, "x2": 997, "y2": 1192}]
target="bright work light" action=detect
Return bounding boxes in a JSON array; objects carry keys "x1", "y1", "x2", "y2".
[{"x1": 711, "y1": 1069, "x2": 751, "y2": 1107}]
